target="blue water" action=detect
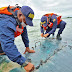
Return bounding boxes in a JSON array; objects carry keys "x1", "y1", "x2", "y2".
[
  {"x1": 0, "y1": 0, "x2": 72, "y2": 72},
  {"x1": 0, "y1": 18, "x2": 72, "y2": 72},
  {"x1": 15, "y1": 18, "x2": 72, "y2": 72},
  {"x1": 0, "y1": 17, "x2": 72, "y2": 72}
]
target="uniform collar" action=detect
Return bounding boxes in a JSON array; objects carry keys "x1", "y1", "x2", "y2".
[{"x1": 15, "y1": 10, "x2": 18, "y2": 16}]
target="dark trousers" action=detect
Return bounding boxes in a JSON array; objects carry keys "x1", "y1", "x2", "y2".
[{"x1": 57, "y1": 20, "x2": 66, "y2": 35}]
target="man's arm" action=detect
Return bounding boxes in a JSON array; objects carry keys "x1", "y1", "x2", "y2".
[
  {"x1": 21, "y1": 27, "x2": 35, "y2": 54},
  {"x1": 40, "y1": 26, "x2": 44, "y2": 33},
  {"x1": 47, "y1": 15, "x2": 57, "y2": 35},
  {"x1": 21, "y1": 27, "x2": 29, "y2": 47},
  {"x1": 0, "y1": 21, "x2": 26, "y2": 65},
  {"x1": 40, "y1": 26, "x2": 44, "y2": 37}
]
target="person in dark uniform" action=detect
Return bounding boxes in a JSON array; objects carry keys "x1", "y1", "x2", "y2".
[
  {"x1": 0, "y1": 5, "x2": 35, "y2": 72},
  {"x1": 40, "y1": 13, "x2": 66, "y2": 40}
]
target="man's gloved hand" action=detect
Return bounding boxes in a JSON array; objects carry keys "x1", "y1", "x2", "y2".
[
  {"x1": 44, "y1": 33, "x2": 49, "y2": 38},
  {"x1": 41, "y1": 33, "x2": 44, "y2": 37},
  {"x1": 24, "y1": 62, "x2": 35, "y2": 72}
]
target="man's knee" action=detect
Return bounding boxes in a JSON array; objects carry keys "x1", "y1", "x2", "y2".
[
  {"x1": 60, "y1": 21, "x2": 66, "y2": 28},
  {"x1": 62, "y1": 21, "x2": 66, "y2": 26}
]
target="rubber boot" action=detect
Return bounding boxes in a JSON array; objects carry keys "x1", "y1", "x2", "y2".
[
  {"x1": 52, "y1": 33, "x2": 54, "y2": 36},
  {"x1": 56, "y1": 34, "x2": 62, "y2": 40}
]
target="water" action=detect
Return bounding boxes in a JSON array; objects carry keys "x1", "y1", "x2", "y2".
[
  {"x1": 0, "y1": 0, "x2": 72, "y2": 71},
  {"x1": 8, "y1": 18, "x2": 72, "y2": 72},
  {"x1": 0, "y1": 18, "x2": 72, "y2": 72}
]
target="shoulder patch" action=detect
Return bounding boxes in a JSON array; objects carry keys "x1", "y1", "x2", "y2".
[{"x1": 53, "y1": 19, "x2": 56, "y2": 22}]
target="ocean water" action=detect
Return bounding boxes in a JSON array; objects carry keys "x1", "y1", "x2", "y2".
[
  {"x1": 0, "y1": 18, "x2": 72, "y2": 72},
  {"x1": 25, "y1": 18, "x2": 72, "y2": 72},
  {"x1": 22, "y1": 18, "x2": 72, "y2": 72},
  {"x1": 0, "y1": 0, "x2": 72, "y2": 71}
]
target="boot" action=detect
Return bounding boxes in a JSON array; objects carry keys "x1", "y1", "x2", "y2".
[
  {"x1": 52, "y1": 33, "x2": 54, "y2": 36},
  {"x1": 56, "y1": 34, "x2": 62, "y2": 40}
]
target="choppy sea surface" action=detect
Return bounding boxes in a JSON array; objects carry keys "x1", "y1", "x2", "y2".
[{"x1": 0, "y1": 18, "x2": 72, "y2": 72}]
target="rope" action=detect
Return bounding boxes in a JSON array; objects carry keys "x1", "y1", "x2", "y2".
[
  {"x1": 33, "y1": 44, "x2": 68, "y2": 71},
  {"x1": 25, "y1": 39, "x2": 72, "y2": 71}
]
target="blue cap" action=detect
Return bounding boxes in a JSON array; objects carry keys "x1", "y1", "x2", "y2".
[
  {"x1": 41, "y1": 16, "x2": 47, "y2": 27},
  {"x1": 21, "y1": 6, "x2": 34, "y2": 26}
]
